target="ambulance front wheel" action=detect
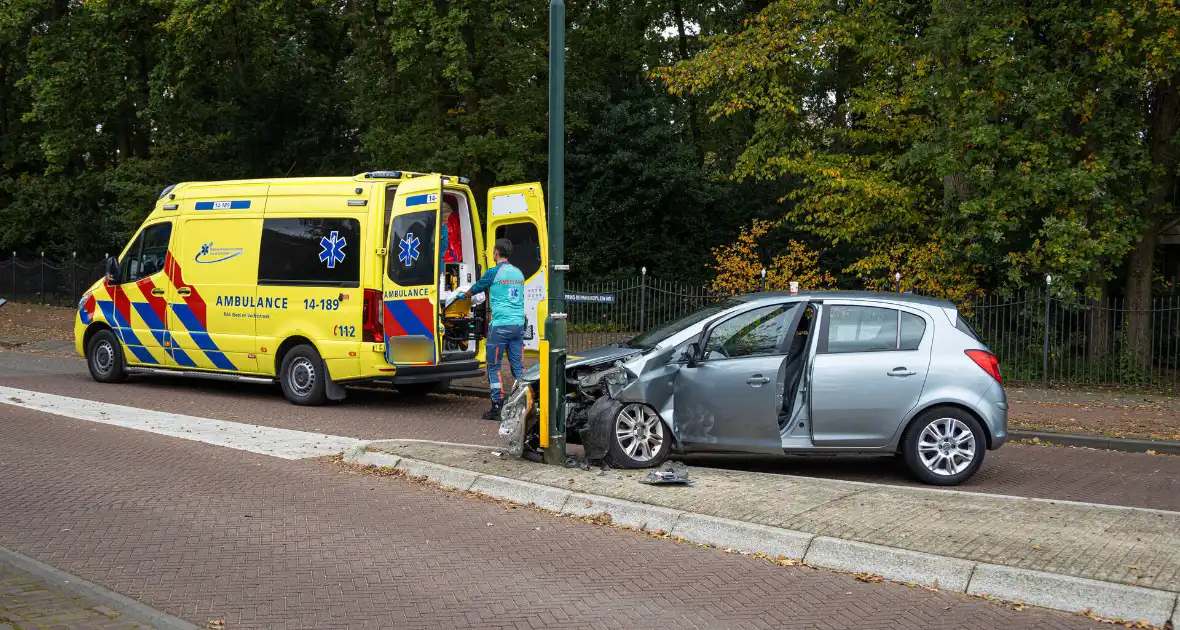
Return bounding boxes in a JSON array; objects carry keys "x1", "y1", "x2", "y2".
[
  {"x1": 86, "y1": 329, "x2": 127, "y2": 384},
  {"x1": 279, "y1": 344, "x2": 328, "y2": 406}
]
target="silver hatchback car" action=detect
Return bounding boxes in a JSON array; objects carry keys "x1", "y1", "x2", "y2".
[{"x1": 508, "y1": 291, "x2": 1007, "y2": 485}]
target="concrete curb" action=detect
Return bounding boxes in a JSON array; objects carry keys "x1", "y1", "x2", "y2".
[
  {"x1": 670, "y1": 513, "x2": 813, "y2": 560},
  {"x1": 0, "y1": 545, "x2": 201, "y2": 630},
  {"x1": 968, "y1": 563, "x2": 1178, "y2": 626},
  {"x1": 560, "y1": 493, "x2": 683, "y2": 533},
  {"x1": 1010, "y1": 430, "x2": 1180, "y2": 455},
  {"x1": 342, "y1": 451, "x2": 1180, "y2": 626},
  {"x1": 470, "y1": 475, "x2": 572, "y2": 512},
  {"x1": 447, "y1": 385, "x2": 490, "y2": 399},
  {"x1": 804, "y1": 537, "x2": 975, "y2": 593}
]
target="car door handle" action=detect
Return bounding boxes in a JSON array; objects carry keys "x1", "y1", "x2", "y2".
[
  {"x1": 746, "y1": 375, "x2": 771, "y2": 386},
  {"x1": 177, "y1": 287, "x2": 192, "y2": 296},
  {"x1": 888, "y1": 367, "x2": 916, "y2": 377},
  {"x1": 151, "y1": 288, "x2": 166, "y2": 296}
]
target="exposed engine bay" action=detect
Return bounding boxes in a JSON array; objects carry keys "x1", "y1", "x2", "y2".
[
  {"x1": 499, "y1": 360, "x2": 634, "y2": 464},
  {"x1": 499, "y1": 344, "x2": 673, "y2": 467}
]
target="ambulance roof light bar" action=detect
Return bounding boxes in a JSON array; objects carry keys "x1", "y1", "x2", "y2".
[
  {"x1": 362, "y1": 171, "x2": 468, "y2": 185},
  {"x1": 158, "y1": 184, "x2": 177, "y2": 200}
]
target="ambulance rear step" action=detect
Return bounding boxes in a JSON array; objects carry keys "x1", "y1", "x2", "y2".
[{"x1": 127, "y1": 367, "x2": 275, "y2": 385}]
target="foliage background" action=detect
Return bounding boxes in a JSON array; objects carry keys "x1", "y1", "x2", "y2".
[{"x1": 1, "y1": 0, "x2": 1177, "y2": 305}]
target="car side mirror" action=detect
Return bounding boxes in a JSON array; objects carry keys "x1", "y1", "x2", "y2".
[
  {"x1": 105, "y1": 256, "x2": 121, "y2": 284},
  {"x1": 681, "y1": 342, "x2": 700, "y2": 368}
]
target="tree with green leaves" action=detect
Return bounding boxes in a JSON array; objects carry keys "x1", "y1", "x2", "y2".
[{"x1": 659, "y1": 0, "x2": 1179, "y2": 357}]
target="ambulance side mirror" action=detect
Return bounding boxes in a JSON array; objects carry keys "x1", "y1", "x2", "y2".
[{"x1": 105, "y1": 256, "x2": 121, "y2": 284}]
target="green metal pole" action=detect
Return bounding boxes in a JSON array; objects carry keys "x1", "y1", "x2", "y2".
[{"x1": 543, "y1": 0, "x2": 568, "y2": 465}]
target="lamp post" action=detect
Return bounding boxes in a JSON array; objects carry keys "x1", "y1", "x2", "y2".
[{"x1": 542, "y1": 0, "x2": 568, "y2": 465}]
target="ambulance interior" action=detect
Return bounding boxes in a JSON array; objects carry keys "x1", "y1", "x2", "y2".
[
  {"x1": 438, "y1": 191, "x2": 486, "y2": 358},
  {"x1": 382, "y1": 185, "x2": 486, "y2": 360}
]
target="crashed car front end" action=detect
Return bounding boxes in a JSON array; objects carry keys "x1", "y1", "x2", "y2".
[{"x1": 499, "y1": 343, "x2": 683, "y2": 466}]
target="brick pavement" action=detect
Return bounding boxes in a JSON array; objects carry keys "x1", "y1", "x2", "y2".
[
  {"x1": 0, "y1": 562, "x2": 150, "y2": 630},
  {"x1": 376, "y1": 440, "x2": 1180, "y2": 593},
  {"x1": 3, "y1": 351, "x2": 1180, "y2": 511},
  {"x1": 0, "y1": 405, "x2": 1108, "y2": 630}
]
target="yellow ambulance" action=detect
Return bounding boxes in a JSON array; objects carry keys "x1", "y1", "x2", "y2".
[{"x1": 73, "y1": 172, "x2": 548, "y2": 405}]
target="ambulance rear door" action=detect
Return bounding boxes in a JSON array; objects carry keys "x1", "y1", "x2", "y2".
[
  {"x1": 382, "y1": 175, "x2": 444, "y2": 366},
  {"x1": 485, "y1": 184, "x2": 548, "y2": 354}
]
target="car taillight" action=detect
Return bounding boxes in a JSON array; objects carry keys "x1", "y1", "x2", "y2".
[
  {"x1": 965, "y1": 349, "x2": 1002, "y2": 384},
  {"x1": 362, "y1": 289, "x2": 383, "y2": 343}
]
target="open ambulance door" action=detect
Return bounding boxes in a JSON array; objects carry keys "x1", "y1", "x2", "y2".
[
  {"x1": 382, "y1": 175, "x2": 444, "y2": 367},
  {"x1": 485, "y1": 184, "x2": 548, "y2": 356}
]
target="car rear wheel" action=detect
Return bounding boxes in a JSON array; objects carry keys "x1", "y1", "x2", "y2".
[
  {"x1": 86, "y1": 329, "x2": 127, "y2": 384},
  {"x1": 606, "y1": 403, "x2": 672, "y2": 469},
  {"x1": 902, "y1": 407, "x2": 985, "y2": 486},
  {"x1": 279, "y1": 345, "x2": 328, "y2": 406}
]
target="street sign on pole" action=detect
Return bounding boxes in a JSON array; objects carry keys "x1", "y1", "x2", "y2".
[{"x1": 542, "y1": 0, "x2": 568, "y2": 465}]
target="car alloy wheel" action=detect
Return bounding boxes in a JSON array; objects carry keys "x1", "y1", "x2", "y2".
[
  {"x1": 615, "y1": 403, "x2": 665, "y2": 464},
  {"x1": 917, "y1": 417, "x2": 977, "y2": 476}
]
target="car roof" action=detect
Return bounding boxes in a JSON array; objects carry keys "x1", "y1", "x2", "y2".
[{"x1": 734, "y1": 290, "x2": 957, "y2": 311}]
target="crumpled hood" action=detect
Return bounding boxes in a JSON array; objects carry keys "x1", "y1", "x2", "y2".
[{"x1": 522, "y1": 344, "x2": 642, "y2": 382}]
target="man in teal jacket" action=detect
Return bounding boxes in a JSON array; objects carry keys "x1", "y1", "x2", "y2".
[{"x1": 457, "y1": 238, "x2": 525, "y2": 420}]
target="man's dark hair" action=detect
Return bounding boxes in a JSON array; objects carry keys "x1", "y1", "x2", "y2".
[{"x1": 494, "y1": 238, "x2": 513, "y2": 260}]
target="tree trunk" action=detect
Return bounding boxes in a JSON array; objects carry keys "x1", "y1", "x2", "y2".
[
  {"x1": 1087, "y1": 280, "x2": 1112, "y2": 361},
  {"x1": 672, "y1": 0, "x2": 702, "y2": 163},
  {"x1": 1126, "y1": 79, "x2": 1179, "y2": 367},
  {"x1": 0, "y1": 52, "x2": 8, "y2": 137},
  {"x1": 1124, "y1": 226, "x2": 1159, "y2": 366}
]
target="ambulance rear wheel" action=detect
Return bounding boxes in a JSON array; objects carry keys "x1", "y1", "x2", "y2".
[
  {"x1": 86, "y1": 329, "x2": 127, "y2": 384},
  {"x1": 280, "y1": 345, "x2": 328, "y2": 406}
]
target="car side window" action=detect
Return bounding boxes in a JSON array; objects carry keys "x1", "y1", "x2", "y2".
[
  {"x1": 703, "y1": 304, "x2": 799, "y2": 360},
  {"x1": 899, "y1": 312, "x2": 926, "y2": 351},
  {"x1": 824, "y1": 305, "x2": 898, "y2": 353},
  {"x1": 119, "y1": 222, "x2": 172, "y2": 284}
]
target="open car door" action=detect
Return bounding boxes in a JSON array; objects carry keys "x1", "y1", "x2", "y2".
[
  {"x1": 672, "y1": 301, "x2": 805, "y2": 454},
  {"x1": 485, "y1": 184, "x2": 548, "y2": 354},
  {"x1": 382, "y1": 175, "x2": 444, "y2": 367}
]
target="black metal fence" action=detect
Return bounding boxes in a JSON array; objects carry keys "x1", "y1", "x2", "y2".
[
  {"x1": 566, "y1": 274, "x2": 1180, "y2": 392},
  {"x1": 564, "y1": 275, "x2": 725, "y2": 353},
  {"x1": 0, "y1": 254, "x2": 106, "y2": 308},
  {"x1": 3, "y1": 256, "x2": 1178, "y2": 390}
]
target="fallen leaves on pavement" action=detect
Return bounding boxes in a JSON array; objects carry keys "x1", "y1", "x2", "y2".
[{"x1": 1081, "y1": 607, "x2": 1161, "y2": 628}]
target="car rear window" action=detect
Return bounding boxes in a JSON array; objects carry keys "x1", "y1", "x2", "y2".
[
  {"x1": 955, "y1": 314, "x2": 981, "y2": 342},
  {"x1": 899, "y1": 312, "x2": 926, "y2": 351}
]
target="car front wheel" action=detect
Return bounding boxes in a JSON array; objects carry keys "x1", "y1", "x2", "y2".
[
  {"x1": 606, "y1": 403, "x2": 672, "y2": 469},
  {"x1": 902, "y1": 407, "x2": 986, "y2": 485}
]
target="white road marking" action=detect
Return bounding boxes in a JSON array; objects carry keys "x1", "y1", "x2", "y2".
[{"x1": 0, "y1": 386, "x2": 364, "y2": 460}]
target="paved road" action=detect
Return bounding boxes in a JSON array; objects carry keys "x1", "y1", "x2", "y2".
[
  {"x1": 0, "y1": 403, "x2": 1106, "y2": 630},
  {"x1": 0, "y1": 559, "x2": 154, "y2": 630},
  {"x1": 4, "y1": 349, "x2": 1179, "y2": 512}
]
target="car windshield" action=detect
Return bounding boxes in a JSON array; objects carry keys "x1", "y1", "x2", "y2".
[{"x1": 626, "y1": 298, "x2": 743, "y2": 349}]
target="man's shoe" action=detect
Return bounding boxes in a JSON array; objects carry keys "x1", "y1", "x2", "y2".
[{"x1": 482, "y1": 403, "x2": 502, "y2": 421}]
